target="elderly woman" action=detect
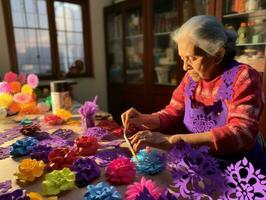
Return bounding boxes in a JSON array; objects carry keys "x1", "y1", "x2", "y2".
[{"x1": 121, "y1": 16, "x2": 265, "y2": 170}]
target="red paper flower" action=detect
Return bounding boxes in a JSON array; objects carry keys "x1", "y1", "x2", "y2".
[
  {"x1": 75, "y1": 136, "x2": 99, "y2": 156},
  {"x1": 46, "y1": 148, "x2": 78, "y2": 171},
  {"x1": 105, "y1": 157, "x2": 136, "y2": 185},
  {"x1": 18, "y1": 73, "x2": 26, "y2": 84},
  {"x1": 44, "y1": 114, "x2": 63, "y2": 125},
  {"x1": 4, "y1": 71, "x2": 17, "y2": 82}
]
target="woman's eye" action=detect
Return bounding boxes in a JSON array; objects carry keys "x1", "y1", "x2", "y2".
[{"x1": 190, "y1": 56, "x2": 197, "y2": 61}]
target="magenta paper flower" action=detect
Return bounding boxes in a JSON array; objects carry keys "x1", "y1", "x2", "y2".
[
  {"x1": 13, "y1": 92, "x2": 32, "y2": 104},
  {"x1": 125, "y1": 177, "x2": 164, "y2": 200},
  {"x1": 105, "y1": 157, "x2": 136, "y2": 185},
  {"x1": 0, "y1": 82, "x2": 11, "y2": 93},
  {"x1": 27, "y1": 74, "x2": 39, "y2": 88},
  {"x1": 4, "y1": 71, "x2": 17, "y2": 82},
  {"x1": 18, "y1": 73, "x2": 26, "y2": 84}
]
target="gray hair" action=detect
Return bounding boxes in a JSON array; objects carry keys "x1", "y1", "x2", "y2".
[{"x1": 172, "y1": 15, "x2": 236, "y2": 59}]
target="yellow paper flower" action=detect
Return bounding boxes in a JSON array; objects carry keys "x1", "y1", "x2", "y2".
[
  {"x1": 21, "y1": 84, "x2": 33, "y2": 95},
  {"x1": 0, "y1": 93, "x2": 13, "y2": 108},
  {"x1": 55, "y1": 109, "x2": 72, "y2": 121},
  {"x1": 14, "y1": 158, "x2": 45, "y2": 182},
  {"x1": 28, "y1": 192, "x2": 43, "y2": 200}
]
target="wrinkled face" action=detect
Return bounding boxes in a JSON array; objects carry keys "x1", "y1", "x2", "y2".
[{"x1": 177, "y1": 37, "x2": 218, "y2": 81}]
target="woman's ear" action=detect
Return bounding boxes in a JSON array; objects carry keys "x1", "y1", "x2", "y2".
[{"x1": 215, "y1": 47, "x2": 225, "y2": 64}]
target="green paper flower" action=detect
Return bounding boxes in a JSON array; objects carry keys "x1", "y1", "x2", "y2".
[
  {"x1": 45, "y1": 96, "x2": 52, "y2": 107},
  {"x1": 42, "y1": 168, "x2": 75, "y2": 195}
]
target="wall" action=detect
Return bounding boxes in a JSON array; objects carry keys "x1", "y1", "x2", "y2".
[
  {"x1": 0, "y1": 0, "x2": 11, "y2": 75},
  {"x1": 0, "y1": 0, "x2": 112, "y2": 111}
]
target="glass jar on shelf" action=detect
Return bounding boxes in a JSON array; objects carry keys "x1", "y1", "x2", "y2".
[{"x1": 237, "y1": 22, "x2": 248, "y2": 44}]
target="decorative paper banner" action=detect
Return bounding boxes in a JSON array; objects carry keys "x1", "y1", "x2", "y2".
[
  {"x1": 167, "y1": 141, "x2": 225, "y2": 199},
  {"x1": 0, "y1": 146, "x2": 11, "y2": 160},
  {"x1": 223, "y1": 157, "x2": 266, "y2": 199},
  {"x1": 0, "y1": 180, "x2": 12, "y2": 194},
  {"x1": 0, "y1": 126, "x2": 21, "y2": 145},
  {"x1": 84, "y1": 127, "x2": 109, "y2": 140},
  {"x1": 0, "y1": 189, "x2": 29, "y2": 200},
  {"x1": 92, "y1": 148, "x2": 131, "y2": 167}
]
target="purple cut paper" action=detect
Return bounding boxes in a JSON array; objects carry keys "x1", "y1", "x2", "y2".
[
  {"x1": 0, "y1": 146, "x2": 11, "y2": 160},
  {"x1": 0, "y1": 180, "x2": 12, "y2": 194},
  {"x1": 0, "y1": 126, "x2": 21, "y2": 145},
  {"x1": 222, "y1": 157, "x2": 266, "y2": 199}
]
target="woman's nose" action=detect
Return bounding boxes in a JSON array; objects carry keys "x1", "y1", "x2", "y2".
[{"x1": 183, "y1": 60, "x2": 191, "y2": 71}]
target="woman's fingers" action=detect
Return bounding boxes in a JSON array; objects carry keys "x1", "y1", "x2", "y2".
[
  {"x1": 133, "y1": 139, "x2": 146, "y2": 152},
  {"x1": 130, "y1": 133, "x2": 142, "y2": 144},
  {"x1": 121, "y1": 107, "x2": 139, "y2": 129}
]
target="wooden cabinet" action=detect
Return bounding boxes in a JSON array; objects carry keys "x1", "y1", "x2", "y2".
[
  {"x1": 104, "y1": 0, "x2": 215, "y2": 122},
  {"x1": 215, "y1": 0, "x2": 266, "y2": 137}
]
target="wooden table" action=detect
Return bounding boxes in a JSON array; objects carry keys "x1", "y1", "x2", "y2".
[{"x1": 0, "y1": 115, "x2": 172, "y2": 199}]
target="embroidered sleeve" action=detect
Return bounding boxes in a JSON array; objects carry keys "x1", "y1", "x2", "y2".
[
  {"x1": 155, "y1": 73, "x2": 188, "y2": 131},
  {"x1": 211, "y1": 66, "x2": 264, "y2": 154}
]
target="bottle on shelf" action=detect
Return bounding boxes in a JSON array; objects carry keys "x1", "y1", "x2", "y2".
[
  {"x1": 237, "y1": 22, "x2": 248, "y2": 44},
  {"x1": 245, "y1": 0, "x2": 259, "y2": 12}
]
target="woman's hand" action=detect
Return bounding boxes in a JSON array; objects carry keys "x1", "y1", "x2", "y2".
[
  {"x1": 121, "y1": 107, "x2": 161, "y2": 131},
  {"x1": 130, "y1": 130, "x2": 175, "y2": 152}
]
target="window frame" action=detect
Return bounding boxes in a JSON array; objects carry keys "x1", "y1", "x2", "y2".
[{"x1": 2, "y1": 0, "x2": 93, "y2": 79}]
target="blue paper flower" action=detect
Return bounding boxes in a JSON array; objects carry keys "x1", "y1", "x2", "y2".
[
  {"x1": 10, "y1": 137, "x2": 38, "y2": 156},
  {"x1": 83, "y1": 182, "x2": 121, "y2": 200},
  {"x1": 132, "y1": 149, "x2": 165, "y2": 175}
]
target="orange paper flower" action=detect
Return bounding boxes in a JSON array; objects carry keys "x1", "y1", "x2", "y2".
[
  {"x1": 19, "y1": 102, "x2": 40, "y2": 115},
  {"x1": 28, "y1": 192, "x2": 43, "y2": 200},
  {"x1": 55, "y1": 109, "x2": 72, "y2": 121},
  {"x1": 9, "y1": 102, "x2": 21, "y2": 113},
  {"x1": 14, "y1": 158, "x2": 46, "y2": 182},
  {"x1": 10, "y1": 81, "x2": 22, "y2": 93}
]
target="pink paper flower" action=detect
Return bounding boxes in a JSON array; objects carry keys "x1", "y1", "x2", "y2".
[
  {"x1": 13, "y1": 92, "x2": 32, "y2": 104},
  {"x1": 105, "y1": 157, "x2": 136, "y2": 185},
  {"x1": 125, "y1": 177, "x2": 164, "y2": 200},
  {"x1": 4, "y1": 72, "x2": 17, "y2": 82},
  {"x1": 18, "y1": 73, "x2": 26, "y2": 84},
  {"x1": 27, "y1": 74, "x2": 39, "y2": 88},
  {"x1": 0, "y1": 82, "x2": 11, "y2": 93}
]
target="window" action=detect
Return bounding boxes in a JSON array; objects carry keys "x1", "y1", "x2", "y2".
[{"x1": 3, "y1": 0, "x2": 93, "y2": 78}]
